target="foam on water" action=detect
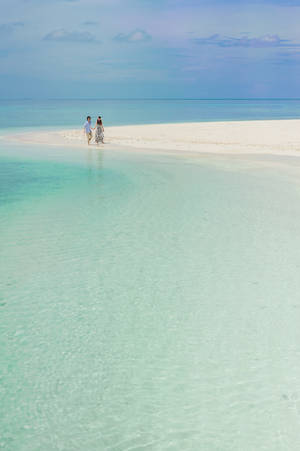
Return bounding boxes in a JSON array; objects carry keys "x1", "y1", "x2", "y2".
[{"x1": 1, "y1": 139, "x2": 300, "y2": 449}]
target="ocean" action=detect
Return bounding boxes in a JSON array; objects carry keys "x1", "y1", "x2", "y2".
[
  {"x1": 1, "y1": 99, "x2": 300, "y2": 450},
  {"x1": 1, "y1": 98, "x2": 300, "y2": 131}
]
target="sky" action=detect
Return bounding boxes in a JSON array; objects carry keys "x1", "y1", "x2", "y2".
[{"x1": 1, "y1": 0, "x2": 300, "y2": 98}]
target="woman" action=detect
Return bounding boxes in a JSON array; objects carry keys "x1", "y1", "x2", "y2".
[{"x1": 94, "y1": 116, "x2": 104, "y2": 144}]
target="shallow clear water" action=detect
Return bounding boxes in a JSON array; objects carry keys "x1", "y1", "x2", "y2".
[{"x1": 2, "y1": 100, "x2": 300, "y2": 449}]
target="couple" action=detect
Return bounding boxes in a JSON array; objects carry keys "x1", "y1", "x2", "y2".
[{"x1": 84, "y1": 116, "x2": 104, "y2": 145}]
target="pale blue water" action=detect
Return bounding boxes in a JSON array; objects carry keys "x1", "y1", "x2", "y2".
[
  {"x1": 2, "y1": 100, "x2": 300, "y2": 450},
  {"x1": 1, "y1": 98, "x2": 300, "y2": 131}
]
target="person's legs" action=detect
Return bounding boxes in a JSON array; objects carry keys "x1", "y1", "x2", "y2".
[{"x1": 86, "y1": 131, "x2": 92, "y2": 145}]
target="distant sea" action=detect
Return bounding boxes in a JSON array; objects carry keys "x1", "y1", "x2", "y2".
[
  {"x1": 1, "y1": 98, "x2": 300, "y2": 132},
  {"x1": 2, "y1": 99, "x2": 300, "y2": 450}
]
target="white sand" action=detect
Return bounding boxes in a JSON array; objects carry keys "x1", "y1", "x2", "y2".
[{"x1": 6, "y1": 120, "x2": 300, "y2": 156}]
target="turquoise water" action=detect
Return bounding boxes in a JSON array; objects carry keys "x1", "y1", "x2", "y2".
[
  {"x1": 2, "y1": 101, "x2": 300, "y2": 450},
  {"x1": 1, "y1": 99, "x2": 300, "y2": 131}
]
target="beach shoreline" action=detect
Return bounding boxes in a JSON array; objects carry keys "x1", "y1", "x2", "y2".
[{"x1": 4, "y1": 119, "x2": 300, "y2": 157}]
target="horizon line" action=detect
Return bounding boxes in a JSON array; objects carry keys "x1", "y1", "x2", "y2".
[{"x1": 2, "y1": 97, "x2": 300, "y2": 101}]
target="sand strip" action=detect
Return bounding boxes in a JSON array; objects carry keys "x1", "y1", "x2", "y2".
[{"x1": 5, "y1": 120, "x2": 300, "y2": 156}]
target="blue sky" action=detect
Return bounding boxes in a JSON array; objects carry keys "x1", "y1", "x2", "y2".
[{"x1": 1, "y1": 0, "x2": 300, "y2": 98}]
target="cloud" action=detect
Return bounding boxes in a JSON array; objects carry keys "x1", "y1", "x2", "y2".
[
  {"x1": 0, "y1": 22, "x2": 24, "y2": 34},
  {"x1": 82, "y1": 21, "x2": 99, "y2": 26},
  {"x1": 194, "y1": 34, "x2": 298, "y2": 48},
  {"x1": 114, "y1": 29, "x2": 152, "y2": 43},
  {"x1": 10, "y1": 21, "x2": 24, "y2": 27},
  {"x1": 43, "y1": 29, "x2": 95, "y2": 42}
]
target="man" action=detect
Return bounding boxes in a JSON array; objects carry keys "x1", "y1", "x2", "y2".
[{"x1": 83, "y1": 116, "x2": 93, "y2": 145}]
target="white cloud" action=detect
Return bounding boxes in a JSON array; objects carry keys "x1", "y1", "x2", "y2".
[
  {"x1": 114, "y1": 29, "x2": 152, "y2": 43},
  {"x1": 43, "y1": 29, "x2": 95, "y2": 42},
  {"x1": 194, "y1": 34, "x2": 297, "y2": 48}
]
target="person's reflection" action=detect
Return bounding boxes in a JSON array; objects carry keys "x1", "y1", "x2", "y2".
[
  {"x1": 96, "y1": 150, "x2": 103, "y2": 171},
  {"x1": 85, "y1": 148, "x2": 104, "y2": 181}
]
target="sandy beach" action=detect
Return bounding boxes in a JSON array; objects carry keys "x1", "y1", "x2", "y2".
[{"x1": 6, "y1": 119, "x2": 300, "y2": 156}]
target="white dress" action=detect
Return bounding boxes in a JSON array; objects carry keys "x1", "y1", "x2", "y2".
[{"x1": 95, "y1": 124, "x2": 104, "y2": 143}]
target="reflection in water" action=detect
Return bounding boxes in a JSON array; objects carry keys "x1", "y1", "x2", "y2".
[{"x1": 85, "y1": 148, "x2": 104, "y2": 180}]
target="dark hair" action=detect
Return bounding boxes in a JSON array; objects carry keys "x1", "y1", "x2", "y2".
[
  {"x1": 87, "y1": 116, "x2": 91, "y2": 120},
  {"x1": 97, "y1": 117, "x2": 102, "y2": 125}
]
